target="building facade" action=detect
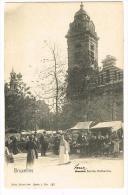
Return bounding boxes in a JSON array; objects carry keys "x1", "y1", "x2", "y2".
[{"x1": 66, "y1": 3, "x2": 123, "y2": 121}]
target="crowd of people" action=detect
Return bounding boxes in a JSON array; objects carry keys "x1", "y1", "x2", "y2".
[
  {"x1": 5, "y1": 132, "x2": 71, "y2": 167},
  {"x1": 5, "y1": 129, "x2": 123, "y2": 167},
  {"x1": 69, "y1": 132, "x2": 123, "y2": 157}
]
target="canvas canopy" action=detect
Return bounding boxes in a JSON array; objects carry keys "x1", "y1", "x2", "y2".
[
  {"x1": 21, "y1": 131, "x2": 32, "y2": 135},
  {"x1": 91, "y1": 121, "x2": 122, "y2": 132},
  {"x1": 70, "y1": 121, "x2": 93, "y2": 130},
  {"x1": 31, "y1": 129, "x2": 45, "y2": 134}
]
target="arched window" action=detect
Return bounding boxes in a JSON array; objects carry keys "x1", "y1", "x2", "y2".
[
  {"x1": 114, "y1": 71, "x2": 117, "y2": 80},
  {"x1": 90, "y1": 44, "x2": 94, "y2": 51},
  {"x1": 101, "y1": 74, "x2": 104, "y2": 84},
  {"x1": 118, "y1": 72, "x2": 121, "y2": 80},
  {"x1": 89, "y1": 21, "x2": 95, "y2": 32}
]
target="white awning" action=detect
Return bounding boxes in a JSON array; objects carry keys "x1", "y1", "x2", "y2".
[
  {"x1": 21, "y1": 131, "x2": 32, "y2": 135},
  {"x1": 91, "y1": 121, "x2": 122, "y2": 132},
  {"x1": 70, "y1": 121, "x2": 93, "y2": 130}
]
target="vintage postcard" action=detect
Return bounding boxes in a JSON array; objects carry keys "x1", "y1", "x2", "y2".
[{"x1": 4, "y1": 1, "x2": 124, "y2": 189}]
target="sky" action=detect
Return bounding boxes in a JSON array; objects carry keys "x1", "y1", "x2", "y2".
[{"x1": 5, "y1": 1, "x2": 123, "y2": 88}]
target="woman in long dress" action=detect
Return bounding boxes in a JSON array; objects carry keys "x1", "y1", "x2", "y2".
[
  {"x1": 113, "y1": 137, "x2": 120, "y2": 157},
  {"x1": 5, "y1": 141, "x2": 14, "y2": 164},
  {"x1": 59, "y1": 135, "x2": 70, "y2": 165}
]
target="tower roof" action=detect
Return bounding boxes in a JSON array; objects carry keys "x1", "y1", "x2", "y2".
[
  {"x1": 75, "y1": 2, "x2": 89, "y2": 18},
  {"x1": 66, "y1": 2, "x2": 98, "y2": 39}
]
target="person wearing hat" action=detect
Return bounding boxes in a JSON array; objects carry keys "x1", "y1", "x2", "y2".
[{"x1": 39, "y1": 134, "x2": 48, "y2": 156}]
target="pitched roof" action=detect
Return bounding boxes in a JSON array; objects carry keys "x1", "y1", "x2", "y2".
[
  {"x1": 91, "y1": 121, "x2": 122, "y2": 132},
  {"x1": 70, "y1": 121, "x2": 93, "y2": 130}
]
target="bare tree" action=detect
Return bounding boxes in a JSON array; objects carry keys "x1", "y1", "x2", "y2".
[{"x1": 34, "y1": 41, "x2": 67, "y2": 130}]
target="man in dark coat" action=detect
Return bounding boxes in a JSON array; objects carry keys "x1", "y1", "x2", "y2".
[
  {"x1": 76, "y1": 133, "x2": 83, "y2": 155},
  {"x1": 10, "y1": 136, "x2": 20, "y2": 155},
  {"x1": 53, "y1": 134, "x2": 60, "y2": 155},
  {"x1": 26, "y1": 136, "x2": 38, "y2": 168},
  {"x1": 39, "y1": 134, "x2": 48, "y2": 156}
]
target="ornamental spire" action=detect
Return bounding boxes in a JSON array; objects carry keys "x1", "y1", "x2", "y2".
[
  {"x1": 11, "y1": 66, "x2": 14, "y2": 73},
  {"x1": 80, "y1": 2, "x2": 84, "y2": 10}
]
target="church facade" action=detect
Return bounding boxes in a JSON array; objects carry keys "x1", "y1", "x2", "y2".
[{"x1": 66, "y1": 3, "x2": 123, "y2": 122}]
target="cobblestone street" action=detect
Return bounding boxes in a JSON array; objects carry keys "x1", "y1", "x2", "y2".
[{"x1": 5, "y1": 152, "x2": 123, "y2": 188}]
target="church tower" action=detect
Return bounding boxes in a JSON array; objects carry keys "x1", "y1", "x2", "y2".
[
  {"x1": 65, "y1": 3, "x2": 123, "y2": 121},
  {"x1": 10, "y1": 68, "x2": 17, "y2": 93},
  {"x1": 66, "y1": 2, "x2": 99, "y2": 70}
]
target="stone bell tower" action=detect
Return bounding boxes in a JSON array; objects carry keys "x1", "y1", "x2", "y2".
[{"x1": 66, "y1": 2, "x2": 99, "y2": 70}]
